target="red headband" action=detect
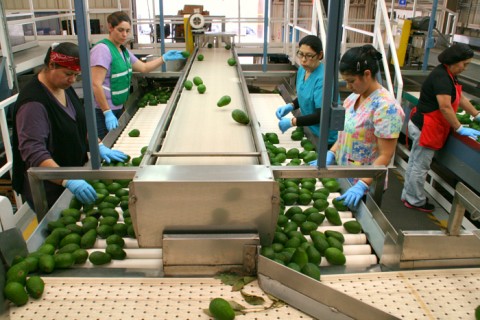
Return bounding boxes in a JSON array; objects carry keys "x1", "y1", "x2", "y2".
[{"x1": 50, "y1": 51, "x2": 81, "y2": 71}]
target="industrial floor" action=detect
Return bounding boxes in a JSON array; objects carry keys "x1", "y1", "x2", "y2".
[{"x1": 380, "y1": 168, "x2": 443, "y2": 232}]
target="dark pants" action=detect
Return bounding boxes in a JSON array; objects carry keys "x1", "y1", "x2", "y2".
[{"x1": 95, "y1": 108, "x2": 124, "y2": 140}]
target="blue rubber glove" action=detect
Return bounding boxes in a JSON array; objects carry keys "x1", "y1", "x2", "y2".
[
  {"x1": 308, "y1": 151, "x2": 336, "y2": 166},
  {"x1": 163, "y1": 50, "x2": 185, "y2": 62},
  {"x1": 275, "y1": 104, "x2": 294, "y2": 120},
  {"x1": 104, "y1": 110, "x2": 118, "y2": 131},
  {"x1": 99, "y1": 144, "x2": 128, "y2": 164},
  {"x1": 278, "y1": 118, "x2": 292, "y2": 133},
  {"x1": 456, "y1": 126, "x2": 480, "y2": 139},
  {"x1": 336, "y1": 180, "x2": 369, "y2": 208},
  {"x1": 326, "y1": 150, "x2": 336, "y2": 165},
  {"x1": 64, "y1": 180, "x2": 97, "y2": 204}
]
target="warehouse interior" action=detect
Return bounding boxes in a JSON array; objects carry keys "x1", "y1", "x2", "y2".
[{"x1": 0, "y1": 0, "x2": 479, "y2": 319}]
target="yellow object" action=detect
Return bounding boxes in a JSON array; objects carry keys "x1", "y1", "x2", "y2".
[
  {"x1": 393, "y1": 19, "x2": 412, "y2": 67},
  {"x1": 184, "y1": 15, "x2": 194, "y2": 55},
  {"x1": 23, "y1": 217, "x2": 38, "y2": 240}
]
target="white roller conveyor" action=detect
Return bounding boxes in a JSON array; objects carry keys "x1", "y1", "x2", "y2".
[{"x1": 113, "y1": 104, "x2": 167, "y2": 158}]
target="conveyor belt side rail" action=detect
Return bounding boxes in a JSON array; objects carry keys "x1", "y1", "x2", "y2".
[
  {"x1": 233, "y1": 48, "x2": 270, "y2": 165},
  {"x1": 28, "y1": 167, "x2": 136, "y2": 220},
  {"x1": 137, "y1": 49, "x2": 197, "y2": 166},
  {"x1": 448, "y1": 182, "x2": 480, "y2": 235}
]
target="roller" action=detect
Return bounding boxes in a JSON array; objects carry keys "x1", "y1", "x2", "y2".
[
  {"x1": 94, "y1": 238, "x2": 140, "y2": 249},
  {"x1": 342, "y1": 245, "x2": 372, "y2": 255},
  {"x1": 320, "y1": 254, "x2": 377, "y2": 267},
  {"x1": 76, "y1": 258, "x2": 162, "y2": 269},
  {"x1": 189, "y1": 13, "x2": 205, "y2": 30},
  {"x1": 306, "y1": 233, "x2": 367, "y2": 245}
]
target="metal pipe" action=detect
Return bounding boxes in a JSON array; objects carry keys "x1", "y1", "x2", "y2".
[
  {"x1": 314, "y1": 0, "x2": 345, "y2": 168},
  {"x1": 262, "y1": 0, "x2": 269, "y2": 72},
  {"x1": 152, "y1": 152, "x2": 261, "y2": 157},
  {"x1": 448, "y1": 182, "x2": 480, "y2": 236},
  {"x1": 0, "y1": 0, "x2": 18, "y2": 91},
  {"x1": 74, "y1": 0, "x2": 101, "y2": 169},
  {"x1": 422, "y1": 0, "x2": 439, "y2": 71},
  {"x1": 159, "y1": 0, "x2": 167, "y2": 72}
]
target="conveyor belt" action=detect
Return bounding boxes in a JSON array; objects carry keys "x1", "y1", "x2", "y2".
[
  {"x1": 321, "y1": 268, "x2": 480, "y2": 319},
  {"x1": 156, "y1": 47, "x2": 257, "y2": 165},
  {"x1": 6, "y1": 277, "x2": 312, "y2": 320},
  {"x1": 113, "y1": 103, "x2": 167, "y2": 159}
]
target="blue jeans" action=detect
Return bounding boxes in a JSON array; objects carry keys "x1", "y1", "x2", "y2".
[
  {"x1": 401, "y1": 120, "x2": 435, "y2": 206},
  {"x1": 95, "y1": 108, "x2": 123, "y2": 140}
]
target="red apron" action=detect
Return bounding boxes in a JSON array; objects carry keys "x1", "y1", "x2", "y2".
[{"x1": 412, "y1": 65, "x2": 461, "y2": 150}]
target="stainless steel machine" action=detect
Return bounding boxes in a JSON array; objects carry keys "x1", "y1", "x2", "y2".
[{"x1": 2, "y1": 5, "x2": 480, "y2": 318}]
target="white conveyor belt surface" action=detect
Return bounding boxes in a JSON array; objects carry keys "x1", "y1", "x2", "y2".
[
  {"x1": 113, "y1": 103, "x2": 167, "y2": 158},
  {"x1": 157, "y1": 48, "x2": 257, "y2": 165}
]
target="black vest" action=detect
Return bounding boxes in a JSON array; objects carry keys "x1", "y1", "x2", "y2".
[{"x1": 12, "y1": 75, "x2": 88, "y2": 194}]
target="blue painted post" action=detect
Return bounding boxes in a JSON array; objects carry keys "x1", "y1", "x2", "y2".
[
  {"x1": 315, "y1": 0, "x2": 345, "y2": 168},
  {"x1": 422, "y1": 0, "x2": 438, "y2": 71},
  {"x1": 262, "y1": 0, "x2": 269, "y2": 72},
  {"x1": 159, "y1": 0, "x2": 167, "y2": 72},
  {"x1": 74, "y1": 0, "x2": 100, "y2": 169}
]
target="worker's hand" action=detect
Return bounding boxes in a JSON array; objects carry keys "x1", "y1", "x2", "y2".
[
  {"x1": 326, "y1": 150, "x2": 336, "y2": 165},
  {"x1": 64, "y1": 180, "x2": 97, "y2": 204},
  {"x1": 104, "y1": 110, "x2": 118, "y2": 131},
  {"x1": 308, "y1": 151, "x2": 336, "y2": 166},
  {"x1": 99, "y1": 144, "x2": 128, "y2": 164},
  {"x1": 475, "y1": 113, "x2": 480, "y2": 123},
  {"x1": 335, "y1": 180, "x2": 369, "y2": 208},
  {"x1": 163, "y1": 50, "x2": 185, "y2": 62},
  {"x1": 456, "y1": 126, "x2": 480, "y2": 139},
  {"x1": 278, "y1": 118, "x2": 292, "y2": 133},
  {"x1": 275, "y1": 104, "x2": 294, "y2": 120}
]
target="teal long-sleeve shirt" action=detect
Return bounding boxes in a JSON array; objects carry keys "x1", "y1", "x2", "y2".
[{"x1": 295, "y1": 63, "x2": 338, "y2": 144}]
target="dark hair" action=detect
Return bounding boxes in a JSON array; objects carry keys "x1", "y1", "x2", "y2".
[
  {"x1": 438, "y1": 43, "x2": 474, "y2": 65},
  {"x1": 44, "y1": 42, "x2": 79, "y2": 66},
  {"x1": 107, "y1": 11, "x2": 131, "y2": 28},
  {"x1": 339, "y1": 44, "x2": 382, "y2": 76},
  {"x1": 299, "y1": 35, "x2": 323, "y2": 54}
]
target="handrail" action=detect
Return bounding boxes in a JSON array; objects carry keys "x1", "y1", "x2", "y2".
[
  {"x1": 0, "y1": 93, "x2": 22, "y2": 209},
  {"x1": 313, "y1": 0, "x2": 327, "y2": 50},
  {"x1": 342, "y1": 0, "x2": 403, "y2": 103},
  {"x1": 378, "y1": 0, "x2": 403, "y2": 102},
  {"x1": 284, "y1": 0, "x2": 327, "y2": 62}
]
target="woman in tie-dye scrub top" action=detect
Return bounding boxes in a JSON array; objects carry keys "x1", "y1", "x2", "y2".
[{"x1": 329, "y1": 45, "x2": 405, "y2": 209}]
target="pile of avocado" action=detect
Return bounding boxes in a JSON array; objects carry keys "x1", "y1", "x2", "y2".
[
  {"x1": 456, "y1": 107, "x2": 480, "y2": 142},
  {"x1": 137, "y1": 87, "x2": 172, "y2": 108},
  {"x1": 1, "y1": 147, "x2": 152, "y2": 307},
  {"x1": 261, "y1": 177, "x2": 363, "y2": 280},
  {"x1": 264, "y1": 130, "x2": 317, "y2": 166}
]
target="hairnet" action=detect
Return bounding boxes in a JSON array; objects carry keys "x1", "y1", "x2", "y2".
[{"x1": 438, "y1": 43, "x2": 474, "y2": 65}]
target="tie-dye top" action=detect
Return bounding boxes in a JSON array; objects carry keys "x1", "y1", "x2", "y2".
[{"x1": 336, "y1": 87, "x2": 405, "y2": 167}]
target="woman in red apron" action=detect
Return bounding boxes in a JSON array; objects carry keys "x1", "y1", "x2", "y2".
[{"x1": 401, "y1": 43, "x2": 480, "y2": 212}]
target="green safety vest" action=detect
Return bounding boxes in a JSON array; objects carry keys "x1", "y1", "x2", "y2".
[{"x1": 97, "y1": 39, "x2": 132, "y2": 106}]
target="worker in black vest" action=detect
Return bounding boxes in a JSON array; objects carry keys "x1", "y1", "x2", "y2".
[{"x1": 12, "y1": 42, "x2": 127, "y2": 214}]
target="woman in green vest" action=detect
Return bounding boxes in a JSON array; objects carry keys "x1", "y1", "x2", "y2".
[{"x1": 91, "y1": 11, "x2": 184, "y2": 139}]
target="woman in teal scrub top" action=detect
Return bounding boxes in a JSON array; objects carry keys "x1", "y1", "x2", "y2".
[{"x1": 276, "y1": 35, "x2": 338, "y2": 148}]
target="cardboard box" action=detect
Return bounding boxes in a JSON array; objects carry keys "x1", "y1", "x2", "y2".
[{"x1": 183, "y1": 5, "x2": 203, "y2": 14}]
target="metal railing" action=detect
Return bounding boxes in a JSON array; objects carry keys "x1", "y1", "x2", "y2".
[
  {"x1": 281, "y1": 0, "x2": 403, "y2": 102},
  {"x1": 343, "y1": 0, "x2": 404, "y2": 102},
  {"x1": 0, "y1": 94, "x2": 22, "y2": 210}
]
